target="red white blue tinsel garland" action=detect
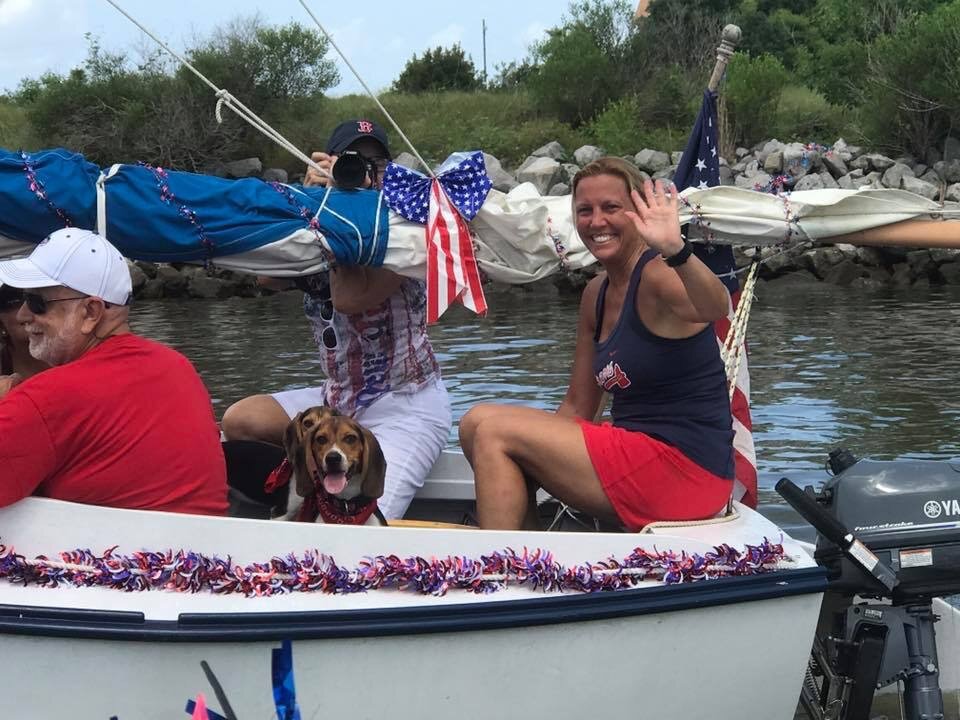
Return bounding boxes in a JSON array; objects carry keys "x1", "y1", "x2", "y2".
[{"x1": 0, "y1": 540, "x2": 791, "y2": 598}]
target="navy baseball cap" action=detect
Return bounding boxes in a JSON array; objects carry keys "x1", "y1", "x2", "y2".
[{"x1": 325, "y1": 119, "x2": 392, "y2": 159}]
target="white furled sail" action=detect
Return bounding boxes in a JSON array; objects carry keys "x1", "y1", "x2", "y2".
[{"x1": 2, "y1": 148, "x2": 958, "y2": 286}]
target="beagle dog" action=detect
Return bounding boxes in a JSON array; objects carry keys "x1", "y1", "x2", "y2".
[{"x1": 277, "y1": 406, "x2": 388, "y2": 526}]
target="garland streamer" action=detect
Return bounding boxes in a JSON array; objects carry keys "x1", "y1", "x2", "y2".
[
  {"x1": 140, "y1": 163, "x2": 216, "y2": 266},
  {"x1": 680, "y1": 195, "x2": 717, "y2": 244},
  {"x1": 0, "y1": 540, "x2": 792, "y2": 598},
  {"x1": 547, "y1": 215, "x2": 570, "y2": 270},
  {"x1": 20, "y1": 150, "x2": 73, "y2": 227},
  {"x1": 268, "y1": 181, "x2": 322, "y2": 234}
]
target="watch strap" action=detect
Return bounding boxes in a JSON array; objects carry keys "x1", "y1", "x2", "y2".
[{"x1": 664, "y1": 238, "x2": 693, "y2": 267}]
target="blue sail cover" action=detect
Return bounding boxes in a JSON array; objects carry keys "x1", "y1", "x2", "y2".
[
  {"x1": 0, "y1": 149, "x2": 99, "y2": 241},
  {"x1": 1, "y1": 148, "x2": 389, "y2": 268}
]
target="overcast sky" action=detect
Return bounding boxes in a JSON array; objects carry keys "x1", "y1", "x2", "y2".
[{"x1": 0, "y1": 0, "x2": 572, "y2": 95}]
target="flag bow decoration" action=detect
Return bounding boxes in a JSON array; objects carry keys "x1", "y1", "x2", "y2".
[{"x1": 383, "y1": 151, "x2": 490, "y2": 322}]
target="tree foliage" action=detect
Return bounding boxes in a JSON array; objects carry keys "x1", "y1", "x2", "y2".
[
  {"x1": 392, "y1": 45, "x2": 481, "y2": 93},
  {"x1": 724, "y1": 53, "x2": 790, "y2": 147},
  {"x1": 12, "y1": 18, "x2": 338, "y2": 170},
  {"x1": 490, "y1": 59, "x2": 538, "y2": 91},
  {"x1": 185, "y1": 19, "x2": 338, "y2": 103},
  {"x1": 525, "y1": 0, "x2": 637, "y2": 125},
  {"x1": 508, "y1": 0, "x2": 959, "y2": 153},
  {"x1": 856, "y1": 1, "x2": 960, "y2": 155},
  {"x1": 527, "y1": 25, "x2": 617, "y2": 125},
  {"x1": 642, "y1": 0, "x2": 736, "y2": 71},
  {"x1": 4, "y1": 1, "x2": 959, "y2": 167}
]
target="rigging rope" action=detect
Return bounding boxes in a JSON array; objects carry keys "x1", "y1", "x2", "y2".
[
  {"x1": 720, "y1": 259, "x2": 761, "y2": 400},
  {"x1": 103, "y1": 0, "x2": 329, "y2": 179},
  {"x1": 103, "y1": 0, "x2": 436, "y2": 182},
  {"x1": 295, "y1": 0, "x2": 435, "y2": 178}
]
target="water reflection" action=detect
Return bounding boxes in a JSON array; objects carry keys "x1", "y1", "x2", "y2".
[{"x1": 130, "y1": 280, "x2": 960, "y2": 524}]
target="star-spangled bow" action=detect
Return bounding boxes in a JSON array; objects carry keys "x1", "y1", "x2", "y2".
[
  {"x1": 382, "y1": 151, "x2": 492, "y2": 224},
  {"x1": 381, "y1": 151, "x2": 490, "y2": 322}
]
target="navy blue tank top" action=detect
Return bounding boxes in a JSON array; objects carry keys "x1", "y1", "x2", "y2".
[{"x1": 592, "y1": 249, "x2": 735, "y2": 479}]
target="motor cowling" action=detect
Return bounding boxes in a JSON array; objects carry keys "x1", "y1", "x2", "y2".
[{"x1": 814, "y1": 458, "x2": 960, "y2": 601}]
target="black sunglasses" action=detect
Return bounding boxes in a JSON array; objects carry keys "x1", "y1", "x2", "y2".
[
  {"x1": 23, "y1": 292, "x2": 89, "y2": 315},
  {"x1": 0, "y1": 297, "x2": 24, "y2": 312}
]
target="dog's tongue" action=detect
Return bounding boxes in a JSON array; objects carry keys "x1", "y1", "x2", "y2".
[{"x1": 323, "y1": 472, "x2": 348, "y2": 495}]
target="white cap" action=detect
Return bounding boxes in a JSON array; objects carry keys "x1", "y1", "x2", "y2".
[{"x1": 0, "y1": 228, "x2": 132, "y2": 306}]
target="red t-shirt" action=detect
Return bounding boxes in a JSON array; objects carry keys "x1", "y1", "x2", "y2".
[{"x1": 0, "y1": 334, "x2": 227, "y2": 515}]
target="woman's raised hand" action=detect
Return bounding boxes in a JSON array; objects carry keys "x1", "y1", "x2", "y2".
[{"x1": 625, "y1": 179, "x2": 684, "y2": 257}]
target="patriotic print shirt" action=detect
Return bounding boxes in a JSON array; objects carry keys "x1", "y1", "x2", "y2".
[{"x1": 301, "y1": 273, "x2": 440, "y2": 415}]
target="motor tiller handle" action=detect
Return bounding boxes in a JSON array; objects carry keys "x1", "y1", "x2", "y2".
[{"x1": 775, "y1": 477, "x2": 898, "y2": 593}]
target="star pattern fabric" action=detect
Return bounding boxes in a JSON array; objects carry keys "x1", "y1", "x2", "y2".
[
  {"x1": 382, "y1": 151, "x2": 492, "y2": 225},
  {"x1": 675, "y1": 90, "x2": 722, "y2": 199}
]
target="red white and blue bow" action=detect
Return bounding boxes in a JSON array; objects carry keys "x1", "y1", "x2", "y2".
[{"x1": 383, "y1": 152, "x2": 490, "y2": 322}]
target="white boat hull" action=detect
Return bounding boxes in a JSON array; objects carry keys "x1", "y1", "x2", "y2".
[
  {"x1": 0, "y1": 495, "x2": 825, "y2": 720},
  {"x1": 3, "y1": 590, "x2": 821, "y2": 720}
]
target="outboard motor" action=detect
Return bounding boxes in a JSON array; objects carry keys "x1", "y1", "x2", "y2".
[{"x1": 777, "y1": 451, "x2": 960, "y2": 720}]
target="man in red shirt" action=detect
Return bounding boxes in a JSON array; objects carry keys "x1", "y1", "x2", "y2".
[{"x1": 0, "y1": 228, "x2": 227, "y2": 515}]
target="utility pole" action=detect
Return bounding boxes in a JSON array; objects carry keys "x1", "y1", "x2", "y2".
[{"x1": 482, "y1": 19, "x2": 488, "y2": 84}]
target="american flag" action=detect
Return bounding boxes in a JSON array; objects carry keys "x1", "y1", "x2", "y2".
[
  {"x1": 674, "y1": 90, "x2": 758, "y2": 508},
  {"x1": 425, "y1": 179, "x2": 487, "y2": 323},
  {"x1": 383, "y1": 153, "x2": 490, "y2": 323}
]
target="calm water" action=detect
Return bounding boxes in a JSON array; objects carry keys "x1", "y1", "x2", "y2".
[{"x1": 130, "y1": 281, "x2": 960, "y2": 535}]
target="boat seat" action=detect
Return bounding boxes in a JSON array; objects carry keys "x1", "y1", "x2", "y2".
[{"x1": 388, "y1": 519, "x2": 476, "y2": 530}]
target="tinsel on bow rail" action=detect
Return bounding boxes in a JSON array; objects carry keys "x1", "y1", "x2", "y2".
[{"x1": 0, "y1": 540, "x2": 792, "y2": 597}]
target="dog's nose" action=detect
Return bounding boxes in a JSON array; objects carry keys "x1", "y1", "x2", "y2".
[{"x1": 324, "y1": 451, "x2": 344, "y2": 470}]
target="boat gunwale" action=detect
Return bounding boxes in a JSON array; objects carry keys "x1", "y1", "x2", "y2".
[{"x1": 0, "y1": 566, "x2": 827, "y2": 642}]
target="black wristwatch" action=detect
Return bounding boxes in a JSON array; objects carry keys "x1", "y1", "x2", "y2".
[{"x1": 664, "y1": 238, "x2": 693, "y2": 267}]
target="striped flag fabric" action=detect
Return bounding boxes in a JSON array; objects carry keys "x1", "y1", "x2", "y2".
[
  {"x1": 383, "y1": 152, "x2": 491, "y2": 323},
  {"x1": 674, "y1": 90, "x2": 758, "y2": 508},
  {"x1": 425, "y1": 179, "x2": 488, "y2": 323}
]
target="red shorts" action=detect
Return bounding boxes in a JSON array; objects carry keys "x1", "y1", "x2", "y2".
[{"x1": 577, "y1": 419, "x2": 733, "y2": 531}]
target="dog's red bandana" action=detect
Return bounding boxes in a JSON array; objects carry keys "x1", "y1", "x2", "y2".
[
  {"x1": 264, "y1": 458, "x2": 379, "y2": 525},
  {"x1": 312, "y1": 491, "x2": 379, "y2": 525},
  {"x1": 264, "y1": 458, "x2": 292, "y2": 493}
]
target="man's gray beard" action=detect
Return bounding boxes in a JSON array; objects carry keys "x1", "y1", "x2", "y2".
[{"x1": 27, "y1": 322, "x2": 85, "y2": 366}]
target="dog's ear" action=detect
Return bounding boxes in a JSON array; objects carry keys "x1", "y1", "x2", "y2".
[
  {"x1": 282, "y1": 411, "x2": 305, "y2": 463},
  {"x1": 295, "y1": 441, "x2": 316, "y2": 499},
  {"x1": 358, "y1": 425, "x2": 387, "y2": 499},
  {"x1": 282, "y1": 411, "x2": 312, "y2": 497}
]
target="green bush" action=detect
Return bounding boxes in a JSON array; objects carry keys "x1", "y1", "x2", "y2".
[
  {"x1": 489, "y1": 60, "x2": 538, "y2": 91},
  {"x1": 856, "y1": 0, "x2": 960, "y2": 156},
  {"x1": 587, "y1": 95, "x2": 689, "y2": 156},
  {"x1": 0, "y1": 99, "x2": 39, "y2": 150},
  {"x1": 771, "y1": 85, "x2": 851, "y2": 144},
  {"x1": 262, "y1": 91, "x2": 587, "y2": 172},
  {"x1": 13, "y1": 20, "x2": 338, "y2": 170},
  {"x1": 393, "y1": 45, "x2": 481, "y2": 94},
  {"x1": 527, "y1": 25, "x2": 618, "y2": 126},
  {"x1": 723, "y1": 53, "x2": 791, "y2": 148}
]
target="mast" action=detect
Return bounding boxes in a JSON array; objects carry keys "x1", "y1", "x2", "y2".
[{"x1": 708, "y1": 24, "x2": 741, "y2": 93}]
